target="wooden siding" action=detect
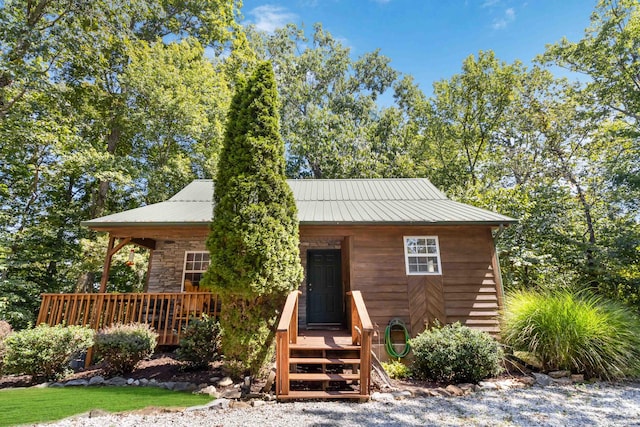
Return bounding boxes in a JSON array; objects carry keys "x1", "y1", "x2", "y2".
[{"x1": 301, "y1": 225, "x2": 503, "y2": 336}]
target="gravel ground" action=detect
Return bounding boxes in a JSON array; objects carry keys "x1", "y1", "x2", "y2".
[{"x1": 46, "y1": 382, "x2": 640, "y2": 427}]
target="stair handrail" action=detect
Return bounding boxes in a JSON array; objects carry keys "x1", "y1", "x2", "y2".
[
  {"x1": 347, "y1": 290, "x2": 373, "y2": 396},
  {"x1": 276, "y1": 290, "x2": 301, "y2": 397}
]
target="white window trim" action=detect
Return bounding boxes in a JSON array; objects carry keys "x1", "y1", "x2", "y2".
[
  {"x1": 182, "y1": 251, "x2": 210, "y2": 292},
  {"x1": 403, "y1": 236, "x2": 443, "y2": 276}
]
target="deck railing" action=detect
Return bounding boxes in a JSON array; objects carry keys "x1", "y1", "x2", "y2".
[
  {"x1": 348, "y1": 290, "x2": 373, "y2": 394},
  {"x1": 37, "y1": 292, "x2": 220, "y2": 346},
  {"x1": 275, "y1": 290, "x2": 301, "y2": 396}
]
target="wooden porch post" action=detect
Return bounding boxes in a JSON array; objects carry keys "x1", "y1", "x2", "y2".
[{"x1": 99, "y1": 235, "x2": 132, "y2": 293}]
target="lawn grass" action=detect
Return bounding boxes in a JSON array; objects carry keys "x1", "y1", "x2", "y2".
[{"x1": 0, "y1": 386, "x2": 214, "y2": 426}]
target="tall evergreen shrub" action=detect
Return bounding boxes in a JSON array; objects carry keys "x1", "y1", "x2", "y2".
[{"x1": 203, "y1": 62, "x2": 303, "y2": 376}]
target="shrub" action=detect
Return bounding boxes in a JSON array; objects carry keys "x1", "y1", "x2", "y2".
[
  {"x1": 177, "y1": 314, "x2": 221, "y2": 369},
  {"x1": 382, "y1": 359, "x2": 411, "y2": 380},
  {"x1": 0, "y1": 320, "x2": 13, "y2": 375},
  {"x1": 3, "y1": 324, "x2": 94, "y2": 381},
  {"x1": 411, "y1": 322, "x2": 503, "y2": 383},
  {"x1": 501, "y1": 289, "x2": 640, "y2": 380},
  {"x1": 95, "y1": 323, "x2": 158, "y2": 376}
]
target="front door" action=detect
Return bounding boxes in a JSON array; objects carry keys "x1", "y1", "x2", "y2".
[{"x1": 307, "y1": 249, "x2": 343, "y2": 326}]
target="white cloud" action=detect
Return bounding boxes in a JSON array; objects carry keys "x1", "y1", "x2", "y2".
[
  {"x1": 248, "y1": 5, "x2": 297, "y2": 33},
  {"x1": 492, "y1": 7, "x2": 516, "y2": 30},
  {"x1": 482, "y1": 0, "x2": 500, "y2": 7}
]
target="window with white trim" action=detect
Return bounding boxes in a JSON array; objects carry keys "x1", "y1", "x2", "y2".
[
  {"x1": 182, "y1": 251, "x2": 211, "y2": 292},
  {"x1": 403, "y1": 236, "x2": 442, "y2": 275}
]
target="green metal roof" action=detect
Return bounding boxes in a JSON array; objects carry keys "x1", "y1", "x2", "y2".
[{"x1": 82, "y1": 179, "x2": 516, "y2": 227}]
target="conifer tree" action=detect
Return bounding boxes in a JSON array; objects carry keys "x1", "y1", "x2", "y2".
[{"x1": 203, "y1": 62, "x2": 303, "y2": 375}]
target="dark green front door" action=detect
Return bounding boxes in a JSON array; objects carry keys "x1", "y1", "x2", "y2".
[{"x1": 307, "y1": 249, "x2": 343, "y2": 325}]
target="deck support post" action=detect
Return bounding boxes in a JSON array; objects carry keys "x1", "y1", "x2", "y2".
[{"x1": 99, "y1": 235, "x2": 132, "y2": 292}]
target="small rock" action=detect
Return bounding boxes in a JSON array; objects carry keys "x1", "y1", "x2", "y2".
[
  {"x1": 197, "y1": 385, "x2": 218, "y2": 397},
  {"x1": 431, "y1": 387, "x2": 452, "y2": 397},
  {"x1": 496, "y1": 379, "x2": 523, "y2": 389},
  {"x1": 262, "y1": 370, "x2": 276, "y2": 393},
  {"x1": 371, "y1": 392, "x2": 395, "y2": 402},
  {"x1": 445, "y1": 384, "x2": 464, "y2": 396},
  {"x1": 230, "y1": 401, "x2": 251, "y2": 409},
  {"x1": 88, "y1": 376, "x2": 105, "y2": 386},
  {"x1": 148, "y1": 379, "x2": 158, "y2": 387},
  {"x1": 457, "y1": 383, "x2": 475, "y2": 393},
  {"x1": 88, "y1": 409, "x2": 110, "y2": 418},
  {"x1": 218, "y1": 376, "x2": 233, "y2": 387},
  {"x1": 209, "y1": 377, "x2": 221, "y2": 383},
  {"x1": 139, "y1": 378, "x2": 149, "y2": 386},
  {"x1": 392, "y1": 390, "x2": 412, "y2": 400},
  {"x1": 105, "y1": 377, "x2": 127, "y2": 386},
  {"x1": 244, "y1": 376, "x2": 251, "y2": 387},
  {"x1": 65, "y1": 379, "x2": 89, "y2": 387},
  {"x1": 252, "y1": 400, "x2": 266, "y2": 407},
  {"x1": 548, "y1": 370, "x2": 571, "y2": 379},
  {"x1": 221, "y1": 389, "x2": 242, "y2": 399},
  {"x1": 518, "y1": 376, "x2": 536, "y2": 387},
  {"x1": 532, "y1": 373, "x2": 552, "y2": 387},
  {"x1": 127, "y1": 378, "x2": 135, "y2": 385},
  {"x1": 553, "y1": 377, "x2": 573, "y2": 386},
  {"x1": 478, "y1": 381, "x2": 498, "y2": 390},
  {"x1": 571, "y1": 374, "x2": 585, "y2": 383}
]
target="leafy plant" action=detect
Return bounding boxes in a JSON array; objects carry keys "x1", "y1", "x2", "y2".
[
  {"x1": 0, "y1": 320, "x2": 13, "y2": 375},
  {"x1": 411, "y1": 322, "x2": 503, "y2": 383},
  {"x1": 382, "y1": 359, "x2": 411, "y2": 380},
  {"x1": 3, "y1": 324, "x2": 94, "y2": 381},
  {"x1": 502, "y1": 289, "x2": 640, "y2": 379},
  {"x1": 94, "y1": 323, "x2": 158, "y2": 376},
  {"x1": 177, "y1": 314, "x2": 221, "y2": 369}
]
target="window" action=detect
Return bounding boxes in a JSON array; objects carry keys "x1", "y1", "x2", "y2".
[
  {"x1": 403, "y1": 236, "x2": 442, "y2": 275},
  {"x1": 182, "y1": 252, "x2": 211, "y2": 292}
]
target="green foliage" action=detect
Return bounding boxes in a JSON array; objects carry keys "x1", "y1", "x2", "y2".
[
  {"x1": 411, "y1": 323, "x2": 503, "y2": 383},
  {"x1": 0, "y1": 386, "x2": 214, "y2": 427},
  {"x1": 3, "y1": 324, "x2": 94, "y2": 381},
  {"x1": 0, "y1": 320, "x2": 12, "y2": 375},
  {"x1": 501, "y1": 289, "x2": 640, "y2": 379},
  {"x1": 177, "y1": 314, "x2": 221, "y2": 369},
  {"x1": 94, "y1": 323, "x2": 158, "y2": 376},
  {"x1": 381, "y1": 360, "x2": 411, "y2": 380},
  {"x1": 204, "y1": 62, "x2": 303, "y2": 375},
  {"x1": 0, "y1": 277, "x2": 41, "y2": 330}
]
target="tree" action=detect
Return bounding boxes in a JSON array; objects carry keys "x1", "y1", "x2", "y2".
[{"x1": 203, "y1": 62, "x2": 303, "y2": 376}]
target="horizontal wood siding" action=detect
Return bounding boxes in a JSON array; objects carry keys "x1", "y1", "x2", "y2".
[{"x1": 301, "y1": 225, "x2": 502, "y2": 336}]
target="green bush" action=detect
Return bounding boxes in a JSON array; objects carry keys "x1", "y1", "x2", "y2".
[
  {"x1": 0, "y1": 320, "x2": 13, "y2": 375},
  {"x1": 411, "y1": 322, "x2": 503, "y2": 383},
  {"x1": 177, "y1": 314, "x2": 221, "y2": 369},
  {"x1": 382, "y1": 359, "x2": 411, "y2": 380},
  {"x1": 502, "y1": 289, "x2": 640, "y2": 380},
  {"x1": 3, "y1": 324, "x2": 94, "y2": 381},
  {"x1": 95, "y1": 323, "x2": 158, "y2": 376}
]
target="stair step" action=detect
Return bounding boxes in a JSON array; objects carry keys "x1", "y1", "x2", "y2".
[
  {"x1": 278, "y1": 390, "x2": 369, "y2": 400},
  {"x1": 290, "y1": 358, "x2": 361, "y2": 365},
  {"x1": 290, "y1": 343, "x2": 360, "y2": 351},
  {"x1": 289, "y1": 373, "x2": 360, "y2": 381}
]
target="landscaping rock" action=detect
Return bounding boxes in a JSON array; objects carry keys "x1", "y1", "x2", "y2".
[
  {"x1": 127, "y1": 378, "x2": 135, "y2": 385},
  {"x1": 478, "y1": 381, "x2": 498, "y2": 390},
  {"x1": 532, "y1": 372, "x2": 552, "y2": 387},
  {"x1": 209, "y1": 376, "x2": 221, "y2": 383},
  {"x1": 221, "y1": 389, "x2": 242, "y2": 399},
  {"x1": 88, "y1": 376, "x2": 105, "y2": 386},
  {"x1": 218, "y1": 376, "x2": 233, "y2": 387},
  {"x1": 229, "y1": 401, "x2": 251, "y2": 409},
  {"x1": 197, "y1": 385, "x2": 218, "y2": 397},
  {"x1": 65, "y1": 379, "x2": 89, "y2": 387},
  {"x1": 431, "y1": 387, "x2": 452, "y2": 397},
  {"x1": 262, "y1": 369, "x2": 276, "y2": 393},
  {"x1": 548, "y1": 370, "x2": 571, "y2": 379},
  {"x1": 553, "y1": 377, "x2": 573, "y2": 386},
  {"x1": 571, "y1": 374, "x2": 585, "y2": 383},
  {"x1": 371, "y1": 392, "x2": 395, "y2": 402},
  {"x1": 252, "y1": 400, "x2": 267, "y2": 407},
  {"x1": 518, "y1": 376, "x2": 536, "y2": 387},
  {"x1": 139, "y1": 378, "x2": 149, "y2": 386},
  {"x1": 244, "y1": 376, "x2": 251, "y2": 387},
  {"x1": 392, "y1": 390, "x2": 413, "y2": 400},
  {"x1": 162, "y1": 381, "x2": 176, "y2": 390},
  {"x1": 457, "y1": 383, "x2": 475, "y2": 394},
  {"x1": 445, "y1": 385, "x2": 464, "y2": 396},
  {"x1": 105, "y1": 377, "x2": 127, "y2": 386},
  {"x1": 148, "y1": 379, "x2": 158, "y2": 387}
]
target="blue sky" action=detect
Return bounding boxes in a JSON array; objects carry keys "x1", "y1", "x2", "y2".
[{"x1": 240, "y1": 0, "x2": 596, "y2": 94}]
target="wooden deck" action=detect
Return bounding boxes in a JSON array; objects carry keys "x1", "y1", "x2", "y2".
[{"x1": 37, "y1": 292, "x2": 219, "y2": 346}]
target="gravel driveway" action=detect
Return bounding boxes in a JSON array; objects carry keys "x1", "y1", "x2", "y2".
[{"x1": 47, "y1": 382, "x2": 640, "y2": 427}]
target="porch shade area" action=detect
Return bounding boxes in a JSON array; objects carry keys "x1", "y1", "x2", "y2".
[{"x1": 37, "y1": 292, "x2": 219, "y2": 345}]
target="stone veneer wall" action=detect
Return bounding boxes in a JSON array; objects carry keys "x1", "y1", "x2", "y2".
[
  {"x1": 298, "y1": 237, "x2": 342, "y2": 328},
  {"x1": 147, "y1": 239, "x2": 208, "y2": 293}
]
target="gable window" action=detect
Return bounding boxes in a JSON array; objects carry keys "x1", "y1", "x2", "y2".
[
  {"x1": 403, "y1": 236, "x2": 442, "y2": 275},
  {"x1": 183, "y1": 251, "x2": 210, "y2": 292}
]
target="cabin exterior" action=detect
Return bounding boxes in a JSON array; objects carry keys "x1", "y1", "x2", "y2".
[{"x1": 38, "y1": 178, "x2": 514, "y2": 400}]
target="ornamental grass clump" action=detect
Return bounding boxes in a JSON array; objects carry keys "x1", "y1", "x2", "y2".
[
  {"x1": 95, "y1": 323, "x2": 158, "y2": 376},
  {"x1": 3, "y1": 324, "x2": 94, "y2": 381},
  {"x1": 501, "y1": 289, "x2": 640, "y2": 380},
  {"x1": 411, "y1": 322, "x2": 503, "y2": 383}
]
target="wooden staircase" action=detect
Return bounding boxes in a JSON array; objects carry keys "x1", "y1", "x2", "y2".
[{"x1": 276, "y1": 291, "x2": 373, "y2": 401}]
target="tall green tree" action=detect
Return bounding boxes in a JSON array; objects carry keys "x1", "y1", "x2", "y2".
[{"x1": 203, "y1": 62, "x2": 303, "y2": 376}]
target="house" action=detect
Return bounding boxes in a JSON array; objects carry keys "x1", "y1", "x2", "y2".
[{"x1": 37, "y1": 178, "x2": 515, "y2": 400}]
